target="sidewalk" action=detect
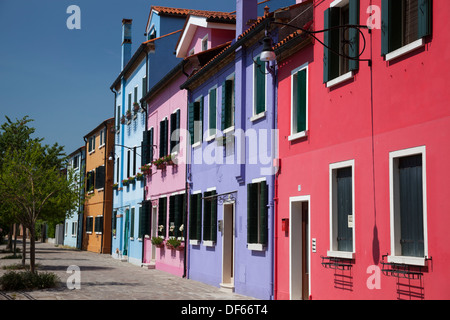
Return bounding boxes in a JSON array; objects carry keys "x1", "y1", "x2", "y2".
[{"x1": 0, "y1": 240, "x2": 255, "y2": 300}]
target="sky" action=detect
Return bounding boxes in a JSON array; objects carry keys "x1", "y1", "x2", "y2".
[{"x1": 0, "y1": 0, "x2": 237, "y2": 154}]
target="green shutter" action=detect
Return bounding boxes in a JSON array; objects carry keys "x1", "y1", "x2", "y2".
[
  {"x1": 128, "y1": 93, "x2": 132, "y2": 112},
  {"x1": 221, "y1": 81, "x2": 227, "y2": 131},
  {"x1": 139, "y1": 202, "x2": 151, "y2": 239},
  {"x1": 199, "y1": 98, "x2": 204, "y2": 142},
  {"x1": 336, "y1": 167, "x2": 353, "y2": 252},
  {"x1": 203, "y1": 192, "x2": 211, "y2": 241},
  {"x1": 296, "y1": 69, "x2": 307, "y2": 133},
  {"x1": 418, "y1": 0, "x2": 431, "y2": 39},
  {"x1": 174, "y1": 194, "x2": 183, "y2": 238},
  {"x1": 159, "y1": 120, "x2": 165, "y2": 158},
  {"x1": 196, "y1": 193, "x2": 202, "y2": 241},
  {"x1": 130, "y1": 207, "x2": 135, "y2": 238},
  {"x1": 255, "y1": 57, "x2": 266, "y2": 114},
  {"x1": 348, "y1": 0, "x2": 360, "y2": 71},
  {"x1": 209, "y1": 89, "x2": 216, "y2": 132},
  {"x1": 189, "y1": 194, "x2": 196, "y2": 240},
  {"x1": 247, "y1": 183, "x2": 258, "y2": 244},
  {"x1": 323, "y1": 9, "x2": 330, "y2": 83},
  {"x1": 142, "y1": 77, "x2": 147, "y2": 96},
  {"x1": 381, "y1": 0, "x2": 390, "y2": 56},
  {"x1": 158, "y1": 198, "x2": 167, "y2": 237},
  {"x1": 188, "y1": 102, "x2": 195, "y2": 145},
  {"x1": 149, "y1": 128, "x2": 154, "y2": 163},
  {"x1": 170, "y1": 112, "x2": 177, "y2": 153},
  {"x1": 259, "y1": 182, "x2": 268, "y2": 245},
  {"x1": 141, "y1": 130, "x2": 149, "y2": 166},
  {"x1": 169, "y1": 196, "x2": 175, "y2": 237},
  {"x1": 211, "y1": 191, "x2": 217, "y2": 243}
]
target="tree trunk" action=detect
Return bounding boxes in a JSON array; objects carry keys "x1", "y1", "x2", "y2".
[
  {"x1": 6, "y1": 224, "x2": 13, "y2": 250},
  {"x1": 21, "y1": 227, "x2": 26, "y2": 267},
  {"x1": 29, "y1": 225, "x2": 36, "y2": 274},
  {"x1": 13, "y1": 224, "x2": 18, "y2": 256}
]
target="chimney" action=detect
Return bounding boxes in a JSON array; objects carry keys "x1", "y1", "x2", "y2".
[
  {"x1": 121, "y1": 19, "x2": 132, "y2": 70},
  {"x1": 236, "y1": 0, "x2": 258, "y2": 38}
]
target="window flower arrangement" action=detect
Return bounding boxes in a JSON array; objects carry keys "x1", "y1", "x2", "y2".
[
  {"x1": 136, "y1": 172, "x2": 144, "y2": 181},
  {"x1": 113, "y1": 183, "x2": 118, "y2": 190},
  {"x1": 133, "y1": 102, "x2": 140, "y2": 113},
  {"x1": 122, "y1": 178, "x2": 129, "y2": 186},
  {"x1": 152, "y1": 157, "x2": 166, "y2": 170},
  {"x1": 166, "y1": 237, "x2": 182, "y2": 250},
  {"x1": 151, "y1": 236, "x2": 164, "y2": 248},
  {"x1": 128, "y1": 176, "x2": 136, "y2": 184},
  {"x1": 140, "y1": 164, "x2": 152, "y2": 174},
  {"x1": 126, "y1": 110, "x2": 132, "y2": 120}
]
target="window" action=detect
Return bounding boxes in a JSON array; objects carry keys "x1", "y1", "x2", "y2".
[
  {"x1": 158, "y1": 197, "x2": 167, "y2": 237},
  {"x1": 94, "y1": 216, "x2": 103, "y2": 234},
  {"x1": 253, "y1": 56, "x2": 266, "y2": 118},
  {"x1": 323, "y1": 0, "x2": 359, "y2": 85},
  {"x1": 188, "y1": 97, "x2": 204, "y2": 146},
  {"x1": 72, "y1": 222, "x2": 77, "y2": 237},
  {"x1": 65, "y1": 222, "x2": 68, "y2": 237},
  {"x1": 169, "y1": 194, "x2": 186, "y2": 238},
  {"x1": 133, "y1": 146, "x2": 137, "y2": 176},
  {"x1": 202, "y1": 35, "x2": 208, "y2": 52},
  {"x1": 88, "y1": 135, "x2": 96, "y2": 153},
  {"x1": 127, "y1": 149, "x2": 131, "y2": 178},
  {"x1": 170, "y1": 110, "x2": 181, "y2": 153},
  {"x1": 247, "y1": 180, "x2": 268, "y2": 250},
  {"x1": 142, "y1": 76, "x2": 147, "y2": 97},
  {"x1": 159, "y1": 118, "x2": 169, "y2": 158},
  {"x1": 128, "y1": 93, "x2": 132, "y2": 114},
  {"x1": 203, "y1": 190, "x2": 217, "y2": 244},
  {"x1": 381, "y1": 0, "x2": 431, "y2": 60},
  {"x1": 148, "y1": 29, "x2": 156, "y2": 40},
  {"x1": 113, "y1": 210, "x2": 117, "y2": 236},
  {"x1": 116, "y1": 157, "x2": 120, "y2": 184},
  {"x1": 130, "y1": 207, "x2": 135, "y2": 239},
  {"x1": 95, "y1": 165, "x2": 105, "y2": 190},
  {"x1": 86, "y1": 170, "x2": 95, "y2": 193},
  {"x1": 208, "y1": 88, "x2": 217, "y2": 138},
  {"x1": 189, "y1": 192, "x2": 202, "y2": 243},
  {"x1": 290, "y1": 65, "x2": 308, "y2": 140},
  {"x1": 389, "y1": 147, "x2": 428, "y2": 265},
  {"x1": 86, "y1": 216, "x2": 94, "y2": 233},
  {"x1": 142, "y1": 128, "x2": 154, "y2": 165},
  {"x1": 139, "y1": 202, "x2": 151, "y2": 239},
  {"x1": 116, "y1": 106, "x2": 121, "y2": 129},
  {"x1": 328, "y1": 160, "x2": 355, "y2": 258},
  {"x1": 221, "y1": 76, "x2": 235, "y2": 131},
  {"x1": 99, "y1": 128, "x2": 106, "y2": 147},
  {"x1": 73, "y1": 155, "x2": 79, "y2": 169},
  {"x1": 134, "y1": 86, "x2": 138, "y2": 104}
]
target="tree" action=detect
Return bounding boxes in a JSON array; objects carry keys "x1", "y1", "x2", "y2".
[{"x1": 0, "y1": 116, "x2": 80, "y2": 273}]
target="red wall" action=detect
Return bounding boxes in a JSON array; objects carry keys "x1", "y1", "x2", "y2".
[{"x1": 275, "y1": 0, "x2": 450, "y2": 300}]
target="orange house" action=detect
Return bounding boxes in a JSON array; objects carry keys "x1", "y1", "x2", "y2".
[{"x1": 82, "y1": 118, "x2": 115, "y2": 254}]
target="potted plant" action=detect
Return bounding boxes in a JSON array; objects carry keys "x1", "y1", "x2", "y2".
[
  {"x1": 153, "y1": 157, "x2": 166, "y2": 170},
  {"x1": 166, "y1": 237, "x2": 181, "y2": 250},
  {"x1": 126, "y1": 110, "x2": 132, "y2": 120},
  {"x1": 136, "y1": 172, "x2": 144, "y2": 181},
  {"x1": 120, "y1": 116, "x2": 126, "y2": 124},
  {"x1": 151, "y1": 236, "x2": 164, "y2": 248},
  {"x1": 140, "y1": 164, "x2": 152, "y2": 174},
  {"x1": 133, "y1": 102, "x2": 140, "y2": 113},
  {"x1": 164, "y1": 154, "x2": 175, "y2": 166},
  {"x1": 128, "y1": 176, "x2": 136, "y2": 184},
  {"x1": 113, "y1": 183, "x2": 118, "y2": 190},
  {"x1": 122, "y1": 178, "x2": 129, "y2": 186}
]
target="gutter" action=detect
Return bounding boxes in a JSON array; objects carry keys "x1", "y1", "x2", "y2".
[
  {"x1": 180, "y1": 17, "x2": 272, "y2": 90},
  {"x1": 141, "y1": 51, "x2": 149, "y2": 266}
]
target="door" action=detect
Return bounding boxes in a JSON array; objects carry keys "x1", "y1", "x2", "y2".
[
  {"x1": 123, "y1": 209, "x2": 129, "y2": 256},
  {"x1": 221, "y1": 202, "x2": 235, "y2": 290},
  {"x1": 290, "y1": 198, "x2": 310, "y2": 300},
  {"x1": 151, "y1": 207, "x2": 158, "y2": 261}
]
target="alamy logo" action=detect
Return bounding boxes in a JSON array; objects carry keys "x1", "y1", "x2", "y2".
[
  {"x1": 66, "y1": 265, "x2": 81, "y2": 290},
  {"x1": 66, "y1": 5, "x2": 81, "y2": 30}
]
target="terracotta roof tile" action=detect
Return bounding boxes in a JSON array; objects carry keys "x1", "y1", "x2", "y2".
[{"x1": 151, "y1": 6, "x2": 236, "y2": 22}]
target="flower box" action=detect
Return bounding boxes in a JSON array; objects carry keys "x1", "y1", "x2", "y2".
[
  {"x1": 133, "y1": 102, "x2": 140, "y2": 113},
  {"x1": 136, "y1": 173, "x2": 144, "y2": 181},
  {"x1": 126, "y1": 111, "x2": 132, "y2": 120}
]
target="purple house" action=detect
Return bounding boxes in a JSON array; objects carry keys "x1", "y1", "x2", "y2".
[{"x1": 180, "y1": 0, "x2": 294, "y2": 299}]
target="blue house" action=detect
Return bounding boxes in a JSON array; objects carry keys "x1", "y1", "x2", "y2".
[
  {"x1": 63, "y1": 146, "x2": 86, "y2": 249},
  {"x1": 109, "y1": 7, "x2": 200, "y2": 266}
]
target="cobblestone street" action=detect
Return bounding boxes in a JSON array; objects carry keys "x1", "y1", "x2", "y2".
[{"x1": 0, "y1": 241, "x2": 255, "y2": 301}]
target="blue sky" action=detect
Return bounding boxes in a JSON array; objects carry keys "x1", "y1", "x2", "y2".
[{"x1": 0, "y1": 0, "x2": 236, "y2": 154}]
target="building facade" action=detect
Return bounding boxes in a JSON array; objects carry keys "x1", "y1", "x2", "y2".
[
  {"x1": 63, "y1": 146, "x2": 86, "y2": 249},
  {"x1": 82, "y1": 118, "x2": 114, "y2": 254},
  {"x1": 275, "y1": 0, "x2": 450, "y2": 300}
]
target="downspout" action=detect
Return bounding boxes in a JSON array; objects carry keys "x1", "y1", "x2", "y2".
[
  {"x1": 141, "y1": 51, "x2": 149, "y2": 265},
  {"x1": 100, "y1": 120, "x2": 108, "y2": 253},
  {"x1": 82, "y1": 136, "x2": 88, "y2": 250},
  {"x1": 110, "y1": 87, "x2": 117, "y2": 255},
  {"x1": 182, "y1": 61, "x2": 190, "y2": 279},
  {"x1": 77, "y1": 147, "x2": 85, "y2": 250}
]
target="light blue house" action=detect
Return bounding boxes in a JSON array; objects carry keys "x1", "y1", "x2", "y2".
[
  {"x1": 63, "y1": 146, "x2": 85, "y2": 249},
  {"x1": 110, "y1": 7, "x2": 198, "y2": 266}
]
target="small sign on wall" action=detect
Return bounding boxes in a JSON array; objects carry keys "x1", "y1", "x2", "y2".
[{"x1": 348, "y1": 215, "x2": 353, "y2": 228}]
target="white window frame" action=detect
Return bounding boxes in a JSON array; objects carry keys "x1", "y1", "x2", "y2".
[
  {"x1": 202, "y1": 34, "x2": 209, "y2": 52},
  {"x1": 99, "y1": 128, "x2": 106, "y2": 148},
  {"x1": 192, "y1": 95, "x2": 203, "y2": 148},
  {"x1": 86, "y1": 216, "x2": 94, "y2": 234},
  {"x1": 251, "y1": 54, "x2": 267, "y2": 122},
  {"x1": 95, "y1": 215, "x2": 103, "y2": 235},
  {"x1": 328, "y1": 159, "x2": 355, "y2": 259},
  {"x1": 72, "y1": 221, "x2": 78, "y2": 237},
  {"x1": 223, "y1": 73, "x2": 236, "y2": 133},
  {"x1": 388, "y1": 146, "x2": 428, "y2": 266},
  {"x1": 289, "y1": 63, "x2": 309, "y2": 141}
]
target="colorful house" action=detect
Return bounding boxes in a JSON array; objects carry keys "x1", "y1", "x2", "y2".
[
  {"x1": 274, "y1": 0, "x2": 450, "y2": 300},
  {"x1": 140, "y1": 7, "x2": 236, "y2": 277},
  {"x1": 63, "y1": 146, "x2": 86, "y2": 249},
  {"x1": 110, "y1": 8, "x2": 191, "y2": 265},
  {"x1": 82, "y1": 118, "x2": 115, "y2": 254},
  {"x1": 180, "y1": 0, "x2": 296, "y2": 299}
]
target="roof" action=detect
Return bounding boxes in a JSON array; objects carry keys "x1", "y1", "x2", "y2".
[
  {"x1": 83, "y1": 118, "x2": 114, "y2": 140},
  {"x1": 145, "y1": 6, "x2": 235, "y2": 33}
]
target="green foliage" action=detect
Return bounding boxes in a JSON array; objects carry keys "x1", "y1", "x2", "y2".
[{"x1": 0, "y1": 270, "x2": 60, "y2": 291}]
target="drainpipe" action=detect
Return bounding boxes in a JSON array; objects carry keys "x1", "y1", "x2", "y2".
[
  {"x1": 77, "y1": 147, "x2": 85, "y2": 250},
  {"x1": 141, "y1": 51, "x2": 149, "y2": 266},
  {"x1": 110, "y1": 87, "x2": 117, "y2": 256},
  {"x1": 100, "y1": 120, "x2": 108, "y2": 254},
  {"x1": 82, "y1": 136, "x2": 88, "y2": 250}
]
